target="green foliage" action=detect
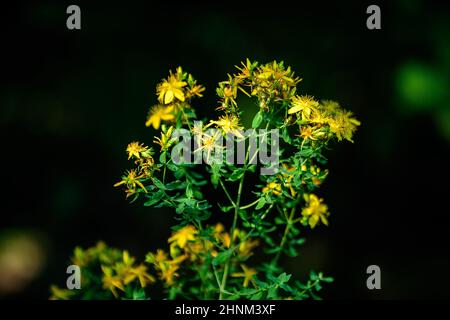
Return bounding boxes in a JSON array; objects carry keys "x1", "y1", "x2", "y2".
[{"x1": 50, "y1": 59, "x2": 359, "y2": 300}]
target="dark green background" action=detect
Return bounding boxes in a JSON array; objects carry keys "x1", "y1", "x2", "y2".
[{"x1": 1, "y1": 0, "x2": 450, "y2": 299}]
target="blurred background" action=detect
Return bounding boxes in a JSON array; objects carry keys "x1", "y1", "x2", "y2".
[{"x1": 1, "y1": 0, "x2": 449, "y2": 299}]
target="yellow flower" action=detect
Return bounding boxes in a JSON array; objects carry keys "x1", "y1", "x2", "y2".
[
  {"x1": 231, "y1": 264, "x2": 257, "y2": 287},
  {"x1": 153, "y1": 126, "x2": 175, "y2": 151},
  {"x1": 299, "y1": 126, "x2": 320, "y2": 142},
  {"x1": 113, "y1": 169, "x2": 147, "y2": 195},
  {"x1": 327, "y1": 110, "x2": 360, "y2": 142},
  {"x1": 208, "y1": 114, "x2": 244, "y2": 138},
  {"x1": 301, "y1": 194, "x2": 329, "y2": 228},
  {"x1": 256, "y1": 60, "x2": 298, "y2": 85},
  {"x1": 212, "y1": 223, "x2": 231, "y2": 248},
  {"x1": 238, "y1": 238, "x2": 259, "y2": 258},
  {"x1": 101, "y1": 266, "x2": 125, "y2": 298},
  {"x1": 308, "y1": 110, "x2": 330, "y2": 125},
  {"x1": 49, "y1": 285, "x2": 75, "y2": 300},
  {"x1": 187, "y1": 84, "x2": 205, "y2": 99},
  {"x1": 146, "y1": 249, "x2": 168, "y2": 266},
  {"x1": 321, "y1": 100, "x2": 341, "y2": 113},
  {"x1": 157, "y1": 72, "x2": 187, "y2": 104},
  {"x1": 262, "y1": 181, "x2": 282, "y2": 196},
  {"x1": 288, "y1": 95, "x2": 319, "y2": 119},
  {"x1": 72, "y1": 246, "x2": 89, "y2": 267},
  {"x1": 128, "y1": 264, "x2": 156, "y2": 288},
  {"x1": 235, "y1": 58, "x2": 255, "y2": 80},
  {"x1": 145, "y1": 105, "x2": 175, "y2": 129},
  {"x1": 160, "y1": 264, "x2": 179, "y2": 286},
  {"x1": 194, "y1": 130, "x2": 224, "y2": 164},
  {"x1": 278, "y1": 163, "x2": 297, "y2": 196},
  {"x1": 126, "y1": 141, "x2": 148, "y2": 160},
  {"x1": 168, "y1": 225, "x2": 198, "y2": 249}
]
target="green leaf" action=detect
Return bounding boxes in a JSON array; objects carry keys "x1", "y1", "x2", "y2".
[
  {"x1": 267, "y1": 286, "x2": 278, "y2": 299},
  {"x1": 159, "y1": 152, "x2": 167, "y2": 164},
  {"x1": 240, "y1": 288, "x2": 258, "y2": 295},
  {"x1": 255, "y1": 197, "x2": 266, "y2": 210},
  {"x1": 278, "y1": 272, "x2": 291, "y2": 284},
  {"x1": 252, "y1": 110, "x2": 263, "y2": 128},
  {"x1": 218, "y1": 203, "x2": 234, "y2": 213},
  {"x1": 321, "y1": 276, "x2": 334, "y2": 283},
  {"x1": 279, "y1": 283, "x2": 293, "y2": 292},
  {"x1": 196, "y1": 200, "x2": 211, "y2": 210},
  {"x1": 227, "y1": 168, "x2": 244, "y2": 182},
  {"x1": 165, "y1": 180, "x2": 186, "y2": 190},
  {"x1": 315, "y1": 282, "x2": 322, "y2": 291},
  {"x1": 152, "y1": 177, "x2": 166, "y2": 190},
  {"x1": 211, "y1": 174, "x2": 219, "y2": 188},
  {"x1": 212, "y1": 249, "x2": 232, "y2": 266},
  {"x1": 299, "y1": 148, "x2": 314, "y2": 157},
  {"x1": 143, "y1": 190, "x2": 164, "y2": 206},
  {"x1": 250, "y1": 291, "x2": 263, "y2": 300},
  {"x1": 186, "y1": 183, "x2": 194, "y2": 198},
  {"x1": 167, "y1": 163, "x2": 178, "y2": 172},
  {"x1": 132, "y1": 288, "x2": 147, "y2": 300}
]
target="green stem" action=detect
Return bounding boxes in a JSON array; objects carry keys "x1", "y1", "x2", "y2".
[
  {"x1": 219, "y1": 179, "x2": 236, "y2": 207},
  {"x1": 219, "y1": 172, "x2": 245, "y2": 299},
  {"x1": 162, "y1": 164, "x2": 167, "y2": 183},
  {"x1": 299, "y1": 279, "x2": 320, "y2": 296},
  {"x1": 181, "y1": 109, "x2": 192, "y2": 131},
  {"x1": 273, "y1": 206, "x2": 296, "y2": 264},
  {"x1": 239, "y1": 199, "x2": 259, "y2": 210}
]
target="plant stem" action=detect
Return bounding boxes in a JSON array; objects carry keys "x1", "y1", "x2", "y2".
[
  {"x1": 219, "y1": 179, "x2": 236, "y2": 207},
  {"x1": 219, "y1": 172, "x2": 245, "y2": 299},
  {"x1": 162, "y1": 164, "x2": 167, "y2": 183},
  {"x1": 239, "y1": 199, "x2": 259, "y2": 210},
  {"x1": 181, "y1": 109, "x2": 192, "y2": 131},
  {"x1": 273, "y1": 206, "x2": 296, "y2": 264}
]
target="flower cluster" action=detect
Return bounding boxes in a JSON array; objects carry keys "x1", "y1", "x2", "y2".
[
  {"x1": 114, "y1": 141, "x2": 155, "y2": 198},
  {"x1": 146, "y1": 67, "x2": 204, "y2": 129},
  {"x1": 52, "y1": 59, "x2": 358, "y2": 300},
  {"x1": 50, "y1": 242, "x2": 154, "y2": 300}
]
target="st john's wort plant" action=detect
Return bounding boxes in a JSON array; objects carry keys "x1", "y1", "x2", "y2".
[{"x1": 50, "y1": 59, "x2": 360, "y2": 300}]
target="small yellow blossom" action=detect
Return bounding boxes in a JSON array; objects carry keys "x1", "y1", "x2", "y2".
[
  {"x1": 238, "y1": 238, "x2": 259, "y2": 258},
  {"x1": 157, "y1": 71, "x2": 187, "y2": 104},
  {"x1": 160, "y1": 264, "x2": 179, "y2": 286},
  {"x1": 71, "y1": 246, "x2": 89, "y2": 267},
  {"x1": 288, "y1": 95, "x2": 319, "y2": 119},
  {"x1": 187, "y1": 84, "x2": 205, "y2": 99},
  {"x1": 327, "y1": 110, "x2": 360, "y2": 142},
  {"x1": 126, "y1": 141, "x2": 148, "y2": 160},
  {"x1": 145, "y1": 105, "x2": 175, "y2": 129},
  {"x1": 168, "y1": 225, "x2": 198, "y2": 249},
  {"x1": 301, "y1": 194, "x2": 329, "y2": 228},
  {"x1": 262, "y1": 181, "x2": 282, "y2": 196},
  {"x1": 208, "y1": 114, "x2": 244, "y2": 138},
  {"x1": 49, "y1": 285, "x2": 75, "y2": 300},
  {"x1": 194, "y1": 130, "x2": 224, "y2": 163},
  {"x1": 278, "y1": 164, "x2": 297, "y2": 197},
  {"x1": 153, "y1": 126, "x2": 175, "y2": 151},
  {"x1": 101, "y1": 266, "x2": 125, "y2": 298},
  {"x1": 235, "y1": 58, "x2": 254, "y2": 80},
  {"x1": 113, "y1": 169, "x2": 147, "y2": 195},
  {"x1": 231, "y1": 264, "x2": 257, "y2": 287},
  {"x1": 146, "y1": 249, "x2": 168, "y2": 266},
  {"x1": 299, "y1": 126, "x2": 320, "y2": 142},
  {"x1": 321, "y1": 100, "x2": 341, "y2": 113},
  {"x1": 128, "y1": 264, "x2": 155, "y2": 287}
]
